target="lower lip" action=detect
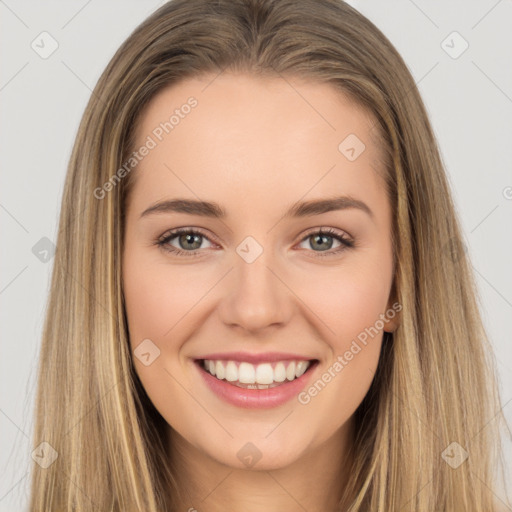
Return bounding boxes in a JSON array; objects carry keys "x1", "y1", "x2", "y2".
[{"x1": 195, "y1": 360, "x2": 318, "y2": 409}]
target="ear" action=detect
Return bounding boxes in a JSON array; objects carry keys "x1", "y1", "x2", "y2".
[
  {"x1": 382, "y1": 307, "x2": 400, "y2": 333},
  {"x1": 383, "y1": 284, "x2": 401, "y2": 333}
]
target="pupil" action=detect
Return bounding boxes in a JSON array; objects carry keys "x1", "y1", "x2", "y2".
[
  {"x1": 182, "y1": 233, "x2": 200, "y2": 249},
  {"x1": 313, "y1": 234, "x2": 332, "y2": 251}
]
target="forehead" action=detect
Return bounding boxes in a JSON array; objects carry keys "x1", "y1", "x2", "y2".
[{"x1": 129, "y1": 72, "x2": 388, "y2": 219}]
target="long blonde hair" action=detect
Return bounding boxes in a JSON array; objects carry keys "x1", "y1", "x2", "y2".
[{"x1": 29, "y1": 0, "x2": 510, "y2": 510}]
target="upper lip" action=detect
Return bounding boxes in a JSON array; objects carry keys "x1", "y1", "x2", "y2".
[{"x1": 196, "y1": 351, "x2": 317, "y2": 365}]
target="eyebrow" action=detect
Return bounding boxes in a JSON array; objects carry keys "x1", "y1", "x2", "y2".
[{"x1": 139, "y1": 195, "x2": 374, "y2": 220}]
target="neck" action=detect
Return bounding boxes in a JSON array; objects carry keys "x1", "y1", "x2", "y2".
[{"x1": 167, "y1": 418, "x2": 355, "y2": 512}]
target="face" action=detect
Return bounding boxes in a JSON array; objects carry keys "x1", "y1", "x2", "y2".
[{"x1": 122, "y1": 72, "x2": 398, "y2": 471}]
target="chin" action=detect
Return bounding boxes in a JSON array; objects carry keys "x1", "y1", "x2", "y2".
[{"x1": 205, "y1": 434, "x2": 307, "y2": 471}]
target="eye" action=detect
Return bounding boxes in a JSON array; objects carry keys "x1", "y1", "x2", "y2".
[
  {"x1": 156, "y1": 228, "x2": 215, "y2": 257},
  {"x1": 296, "y1": 227, "x2": 354, "y2": 257},
  {"x1": 155, "y1": 227, "x2": 354, "y2": 258}
]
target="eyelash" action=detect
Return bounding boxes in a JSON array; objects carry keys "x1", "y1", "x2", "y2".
[{"x1": 155, "y1": 227, "x2": 355, "y2": 258}]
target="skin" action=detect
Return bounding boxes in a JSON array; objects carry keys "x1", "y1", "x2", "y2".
[{"x1": 122, "y1": 72, "x2": 399, "y2": 512}]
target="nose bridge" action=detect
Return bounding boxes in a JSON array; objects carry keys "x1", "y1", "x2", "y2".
[{"x1": 218, "y1": 234, "x2": 292, "y2": 331}]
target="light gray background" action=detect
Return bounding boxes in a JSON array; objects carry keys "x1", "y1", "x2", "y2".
[{"x1": 1, "y1": 0, "x2": 511, "y2": 510}]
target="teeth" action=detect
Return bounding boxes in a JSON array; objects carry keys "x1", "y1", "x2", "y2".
[
  {"x1": 286, "y1": 361, "x2": 296, "y2": 381},
  {"x1": 255, "y1": 363, "x2": 274, "y2": 384},
  {"x1": 225, "y1": 361, "x2": 238, "y2": 382},
  {"x1": 239, "y1": 362, "x2": 256, "y2": 384},
  {"x1": 202, "y1": 359, "x2": 313, "y2": 386},
  {"x1": 274, "y1": 362, "x2": 286, "y2": 382},
  {"x1": 215, "y1": 360, "x2": 225, "y2": 380},
  {"x1": 295, "y1": 361, "x2": 309, "y2": 378}
]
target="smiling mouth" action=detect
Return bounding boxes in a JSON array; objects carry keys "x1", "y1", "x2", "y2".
[{"x1": 196, "y1": 358, "x2": 319, "y2": 389}]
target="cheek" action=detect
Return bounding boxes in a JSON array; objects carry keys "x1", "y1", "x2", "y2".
[
  {"x1": 305, "y1": 260, "x2": 392, "y2": 348},
  {"x1": 294, "y1": 259, "x2": 390, "y2": 415},
  {"x1": 122, "y1": 251, "x2": 202, "y2": 429},
  {"x1": 122, "y1": 251, "x2": 209, "y2": 346},
  {"x1": 293, "y1": 288, "x2": 386, "y2": 445}
]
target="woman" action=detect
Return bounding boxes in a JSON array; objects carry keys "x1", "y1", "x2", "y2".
[{"x1": 29, "y1": 0, "x2": 510, "y2": 510}]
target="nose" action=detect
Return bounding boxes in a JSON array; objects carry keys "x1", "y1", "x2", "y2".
[{"x1": 217, "y1": 249, "x2": 294, "y2": 334}]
